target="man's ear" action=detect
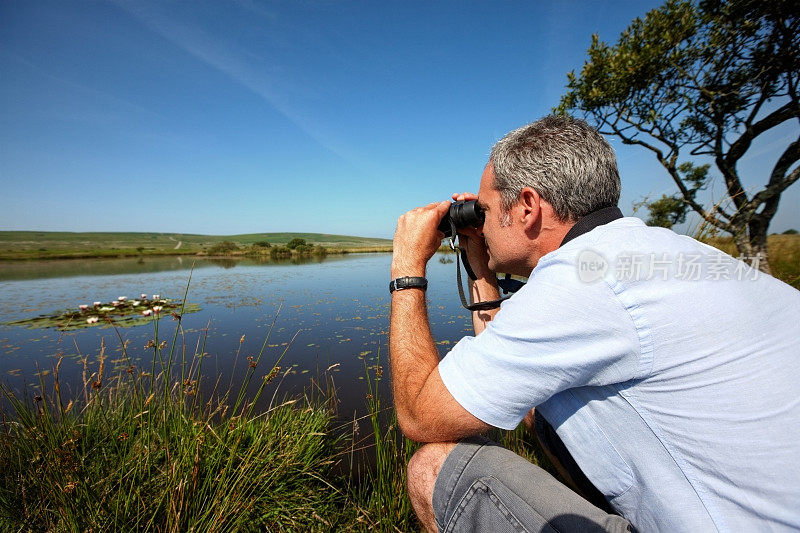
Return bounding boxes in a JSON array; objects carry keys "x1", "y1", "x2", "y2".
[{"x1": 518, "y1": 187, "x2": 541, "y2": 230}]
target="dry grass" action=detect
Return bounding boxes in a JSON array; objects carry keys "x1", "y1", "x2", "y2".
[{"x1": 703, "y1": 234, "x2": 800, "y2": 288}]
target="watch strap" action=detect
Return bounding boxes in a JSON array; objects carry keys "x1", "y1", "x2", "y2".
[{"x1": 389, "y1": 276, "x2": 428, "y2": 294}]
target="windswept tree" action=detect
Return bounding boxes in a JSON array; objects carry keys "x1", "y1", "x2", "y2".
[{"x1": 557, "y1": 0, "x2": 799, "y2": 273}]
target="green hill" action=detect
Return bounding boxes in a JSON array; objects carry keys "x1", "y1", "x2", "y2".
[{"x1": 0, "y1": 231, "x2": 392, "y2": 260}]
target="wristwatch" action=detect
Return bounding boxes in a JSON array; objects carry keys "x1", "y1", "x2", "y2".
[{"x1": 389, "y1": 276, "x2": 428, "y2": 294}]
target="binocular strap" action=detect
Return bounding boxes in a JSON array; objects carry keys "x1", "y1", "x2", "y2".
[{"x1": 454, "y1": 246, "x2": 510, "y2": 311}]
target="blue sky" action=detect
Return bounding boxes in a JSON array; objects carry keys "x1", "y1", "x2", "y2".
[{"x1": 1, "y1": 0, "x2": 798, "y2": 238}]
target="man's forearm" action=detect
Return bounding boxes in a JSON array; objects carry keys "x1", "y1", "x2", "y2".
[
  {"x1": 389, "y1": 288, "x2": 440, "y2": 433},
  {"x1": 468, "y1": 275, "x2": 501, "y2": 335}
]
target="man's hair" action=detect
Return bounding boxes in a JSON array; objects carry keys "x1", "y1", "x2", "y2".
[{"x1": 489, "y1": 115, "x2": 620, "y2": 222}]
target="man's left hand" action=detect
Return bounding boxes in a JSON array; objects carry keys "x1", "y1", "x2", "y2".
[{"x1": 392, "y1": 201, "x2": 451, "y2": 278}]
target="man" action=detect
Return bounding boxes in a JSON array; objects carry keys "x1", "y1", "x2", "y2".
[{"x1": 389, "y1": 116, "x2": 800, "y2": 532}]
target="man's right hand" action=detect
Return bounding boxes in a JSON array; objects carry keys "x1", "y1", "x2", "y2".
[{"x1": 452, "y1": 192, "x2": 501, "y2": 334}]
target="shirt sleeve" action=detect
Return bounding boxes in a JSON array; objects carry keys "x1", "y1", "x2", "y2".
[{"x1": 438, "y1": 256, "x2": 643, "y2": 430}]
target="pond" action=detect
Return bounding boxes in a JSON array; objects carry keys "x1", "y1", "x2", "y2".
[{"x1": 0, "y1": 253, "x2": 473, "y2": 421}]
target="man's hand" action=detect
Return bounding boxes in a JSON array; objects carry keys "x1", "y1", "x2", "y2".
[
  {"x1": 451, "y1": 192, "x2": 501, "y2": 334},
  {"x1": 450, "y1": 192, "x2": 495, "y2": 282},
  {"x1": 392, "y1": 201, "x2": 451, "y2": 278}
]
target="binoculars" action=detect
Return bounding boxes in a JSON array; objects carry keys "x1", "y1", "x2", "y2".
[{"x1": 437, "y1": 200, "x2": 485, "y2": 238}]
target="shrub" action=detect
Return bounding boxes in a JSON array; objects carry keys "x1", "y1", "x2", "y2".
[
  {"x1": 253, "y1": 241, "x2": 271, "y2": 248},
  {"x1": 207, "y1": 241, "x2": 239, "y2": 255},
  {"x1": 269, "y1": 246, "x2": 291, "y2": 258},
  {"x1": 286, "y1": 238, "x2": 307, "y2": 250}
]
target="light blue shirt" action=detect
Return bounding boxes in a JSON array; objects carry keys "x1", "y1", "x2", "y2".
[{"x1": 439, "y1": 217, "x2": 800, "y2": 532}]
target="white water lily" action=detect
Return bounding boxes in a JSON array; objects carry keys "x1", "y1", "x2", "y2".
[
  {"x1": 100, "y1": 306, "x2": 114, "y2": 312},
  {"x1": 118, "y1": 296, "x2": 127, "y2": 301},
  {"x1": 86, "y1": 316, "x2": 99, "y2": 324},
  {"x1": 152, "y1": 306, "x2": 163, "y2": 314},
  {"x1": 93, "y1": 301, "x2": 101, "y2": 306},
  {"x1": 79, "y1": 304, "x2": 89, "y2": 311},
  {"x1": 142, "y1": 309, "x2": 153, "y2": 316},
  {"x1": 132, "y1": 300, "x2": 140, "y2": 306},
  {"x1": 152, "y1": 294, "x2": 160, "y2": 299},
  {"x1": 141, "y1": 293, "x2": 148, "y2": 299}
]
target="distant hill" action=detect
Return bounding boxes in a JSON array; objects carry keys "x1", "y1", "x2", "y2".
[{"x1": 0, "y1": 231, "x2": 392, "y2": 260}]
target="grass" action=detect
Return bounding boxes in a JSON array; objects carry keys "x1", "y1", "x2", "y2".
[
  {"x1": 0, "y1": 304, "x2": 551, "y2": 531},
  {"x1": 0, "y1": 231, "x2": 393, "y2": 260},
  {"x1": 0, "y1": 282, "x2": 350, "y2": 529},
  {"x1": 0, "y1": 299, "x2": 358, "y2": 531},
  {"x1": 703, "y1": 233, "x2": 800, "y2": 289}
]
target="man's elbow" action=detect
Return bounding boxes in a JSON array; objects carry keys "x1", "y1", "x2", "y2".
[{"x1": 396, "y1": 408, "x2": 441, "y2": 443}]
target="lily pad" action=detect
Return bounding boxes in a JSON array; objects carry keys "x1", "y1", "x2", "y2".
[{"x1": 3, "y1": 298, "x2": 201, "y2": 331}]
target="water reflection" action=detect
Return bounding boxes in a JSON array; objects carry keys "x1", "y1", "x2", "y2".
[{"x1": 0, "y1": 253, "x2": 361, "y2": 281}]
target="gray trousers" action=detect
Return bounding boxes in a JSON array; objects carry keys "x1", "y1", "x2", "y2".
[{"x1": 432, "y1": 437, "x2": 632, "y2": 533}]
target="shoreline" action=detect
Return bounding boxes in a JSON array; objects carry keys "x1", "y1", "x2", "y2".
[{"x1": 0, "y1": 246, "x2": 395, "y2": 261}]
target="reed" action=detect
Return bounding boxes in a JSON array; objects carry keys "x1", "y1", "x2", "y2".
[
  {"x1": 0, "y1": 304, "x2": 350, "y2": 531},
  {"x1": 0, "y1": 291, "x2": 554, "y2": 532}
]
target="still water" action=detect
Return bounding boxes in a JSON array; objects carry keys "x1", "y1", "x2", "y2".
[{"x1": 0, "y1": 253, "x2": 472, "y2": 419}]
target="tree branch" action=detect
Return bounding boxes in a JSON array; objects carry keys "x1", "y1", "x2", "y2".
[
  {"x1": 748, "y1": 137, "x2": 800, "y2": 213},
  {"x1": 726, "y1": 101, "x2": 799, "y2": 165},
  {"x1": 591, "y1": 108, "x2": 733, "y2": 229}
]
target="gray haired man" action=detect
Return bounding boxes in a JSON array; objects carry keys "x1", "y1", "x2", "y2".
[{"x1": 389, "y1": 116, "x2": 800, "y2": 531}]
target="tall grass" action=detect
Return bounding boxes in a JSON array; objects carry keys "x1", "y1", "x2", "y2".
[
  {"x1": 0, "y1": 303, "x2": 351, "y2": 531},
  {"x1": 0, "y1": 290, "x2": 559, "y2": 532},
  {"x1": 347, "y1": 353, "x2": 420, "y2": 532}
]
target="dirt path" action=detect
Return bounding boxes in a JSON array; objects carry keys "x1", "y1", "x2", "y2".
[{"x1": 167, "y1": 236, "x2": 182, "y2": 250}]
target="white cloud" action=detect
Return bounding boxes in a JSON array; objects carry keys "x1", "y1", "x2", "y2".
[{"x1": 110, "y1": 0, "x2": 362, "y2": 164}]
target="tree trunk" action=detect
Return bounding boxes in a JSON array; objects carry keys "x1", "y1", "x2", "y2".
[{"x1": 732, "y1": 223, "x2": 772, "y2": 276}]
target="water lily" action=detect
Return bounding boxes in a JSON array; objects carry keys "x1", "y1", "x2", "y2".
[
  {"x1": 112, "y1": 300, "x2": 120, "y2": 306},
  {"x1": 132, "y1": 300, "x2": 140, "y2": 306},
  {"x1": 152, "y1": 306, "x2": 163, "y2": 314},
  {"x1": 141, "y1": 293, "x2": 148, "y2": 299},
  {"x1": 153, "y1": 294, "x2": 160, "y2": 300},
  {"x1": 86, "y1": 316, "x2": 99, "y2": 324},
  {"x1": 79, "y1": 304, "x2": 89, "y2": 311},
  {"x1": 142, "y1": 309, "x2": 152, "y2": 316},
  {"x1": 93, "y1": 301, "x2": 101, "y2": 306},
  {"x1": 118, "y1": 296, "x2": 127, "y2": 301}
]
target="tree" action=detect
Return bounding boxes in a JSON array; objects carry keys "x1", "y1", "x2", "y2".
[
  {"x1": 644, "y1": 194, "x2": 690, "y2": 228},
  {"x1": 557, "y1": 0, "x2": 799, "y2": 273}
]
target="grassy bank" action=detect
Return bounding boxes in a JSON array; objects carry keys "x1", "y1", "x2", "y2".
[
  {"x1": 0, "y1": 310, "x2": 547, "y2": 531},
  {"x1": 0, "y1": 231, "x2": 392, "y2": 260},
  {"x1": 0, "y1": 308, "x2": 390, "y2": 530}
]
